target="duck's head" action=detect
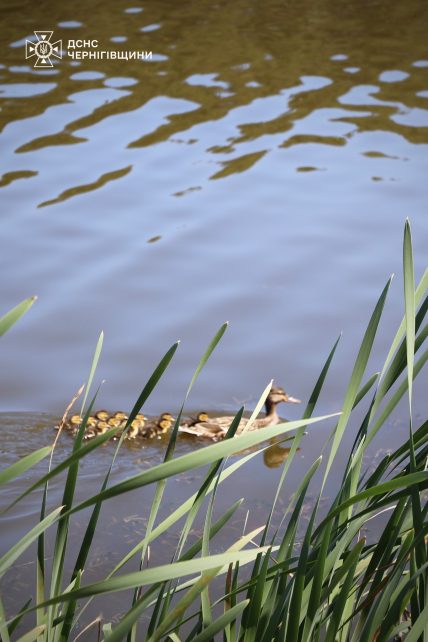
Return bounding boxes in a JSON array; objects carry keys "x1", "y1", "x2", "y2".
[
  {"x1": 267, "y1": 386, "x2": 301, "y2": 406},
  {"x1": 96, "y1": 410, "x2": 110, "y2": 421},
  {"x1": 131, "y1": 418, "x2": 144, "y2": 430},
  {"x1": 114, "y1": 411, "x2": 128, "y2": 421},
  {"x1": 96, "y1": 420, "x2": 109, "y2": 434},
  {"x1": 158, "y1": 418, "x2": 173, "y2": 433}
]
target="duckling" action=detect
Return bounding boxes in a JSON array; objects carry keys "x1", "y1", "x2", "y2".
[
  {"x1": 95, "y1": 420, "x2": 110, "y2": 435},
  {"x1": 107, "y1": 416, "x2": 122, "y2": 428},
  {"x1": 178, "y1": 386, "x2": 300, "y2": 441},
  {"x1": 113, "y1": 411, "x2": 129, "y2": 421},
  {"x1": 64, "y1": 414, "x2": 95, "y2": 436},
  {"x1": 140, "y1": 416, "x2": 173, "y2": 439},
  {"x1": 126, "y1": 418, "x2": 144, "y2": 440},
  {"x1": 182, "y1": 411, "x2": 209, "y2": 427},
  {"x1": 95, "y1": 410, "x2": 110, "y2": 422},
  {"x1": 160, "y1": 412, "x2": 174, "y2": 423},
  {"x1": 83, "y1": 426, "x2": 97, "y2": 440},
  {"x1": 63, "y1": 414, "x2": 83, "y2": 433}
]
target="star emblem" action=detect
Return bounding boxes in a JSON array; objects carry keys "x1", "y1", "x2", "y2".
[{"x1": 25, "y1": 31, "x2": 62, "y2": 68}]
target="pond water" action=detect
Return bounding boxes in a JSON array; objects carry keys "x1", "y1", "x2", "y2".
[{"x1": 0, "y1": 0, "x2": 427, "y2": 636}]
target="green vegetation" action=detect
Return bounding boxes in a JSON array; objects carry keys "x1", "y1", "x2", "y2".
[{"x1": 0, "y1": 220, "x2": 427, "y2": 642}]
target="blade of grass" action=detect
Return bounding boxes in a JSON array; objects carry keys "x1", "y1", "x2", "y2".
[
  {"x1": 191, "y1": 600, "x2": 249, "y2": 642},
  {"x1": 324, "y1": 539, "x2": 365, "y2": 642},
  {"x1": 403, "y1": 219, "x2": 426, "y2": 620},
  {"x1": 80, "y1": 331, "x2": 103, "y2": 415},
  {"x1": 379, "y1": 266, "x2": 427, "y2": 384},
  {"x1": 0, "y1": 447, "x2": 52, "y2": 486},
  {"x1": 0, "y1": 597, "x2": 11, "y2": 642},
  {"x1": 14, "y1": 625, "x2": 46, "y2": 642},
  {"x1": 25, "y1": 546, "x2": 271, "y2": 610},
  {"x1": 0, "y1": 507, "x2": 63, "y2": 578},
  {"x1": 403, "y1": 219, "x2": 416, "y2": 416},
  {"x1": 0, "y1": 296, "x2": 37, "y2": 337},
  {"x1": 323, "y1": 277, "x2": 392, "y2": 486}
]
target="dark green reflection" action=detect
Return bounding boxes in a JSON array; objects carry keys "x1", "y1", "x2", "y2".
[{"x1": 0, "y1": 0, "x2": 427, "y2": 199}]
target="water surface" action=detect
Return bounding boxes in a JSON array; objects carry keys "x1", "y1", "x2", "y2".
[{"x1": 0, "y1": 0, "x2": 427, "y2": 634}]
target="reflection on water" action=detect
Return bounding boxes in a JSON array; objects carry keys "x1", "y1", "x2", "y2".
[{"x1": 264, "y1": 439, "x2": 293, "y2": 468}]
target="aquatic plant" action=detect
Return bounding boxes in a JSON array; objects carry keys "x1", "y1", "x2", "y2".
[{"x1": 0, "y1": 220, "x2": 427, "y2": 642}]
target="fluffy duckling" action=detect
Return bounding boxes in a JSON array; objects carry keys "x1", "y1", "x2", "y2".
[
  {"x1": 113, "y1": 411, "x2": 129, "y2": 422},
  {"x1": 95, "y1": 410, "x2": 110, "y2": 422},
  {"x1": 182, "y1": 411, "x2": 210, "y2": 427},
  {"x1": 179, "y1": 386, "x2": 300, "y2": 441},
  {"x1": 140, "y1": 415, "x2": 173, "y2": 439},
  {"x1": 126, "y1": 418, "x2": 145, "y2": 440}
]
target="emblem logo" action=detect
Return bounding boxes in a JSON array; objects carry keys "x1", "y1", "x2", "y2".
[{"x1": 25, "y1": 31, "x2": 62, "y2": 68}]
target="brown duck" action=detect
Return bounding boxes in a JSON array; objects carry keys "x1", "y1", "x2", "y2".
[{"x1": 178, "y1": 386, "x2": 300, "y2": 441}]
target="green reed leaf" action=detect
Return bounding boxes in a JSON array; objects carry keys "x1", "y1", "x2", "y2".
[
  {"x1": 0, "y1": 296, "x2": 37, "y2": 337},
  {"x1": 0, "y1": 446, "x2": 51, "y2": 486}
]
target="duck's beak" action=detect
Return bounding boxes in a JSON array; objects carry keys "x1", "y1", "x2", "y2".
[{"x1": 285, "y1": 395, "x2": 301, "y2": 404}]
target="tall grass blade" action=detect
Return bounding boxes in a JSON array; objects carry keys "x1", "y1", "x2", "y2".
[
  {"x1": 379, "y1": 266, "x2": 427, "y2": 383},
  {"x1": 403, "y1": 218, "x2": 416, "y2": 414},
  {"x1": 0, "y1": 507, "x2": 63, "y2": 578},
  {"x1": 323, "y1": 277, "x2": 392, "y2": 485},
  {"x1": 80, "y1": 330, "x2": 103, "y2": 414},
  {"x1": 0, "y1": 596, "x2": 11, "y2": 642},
  {"x1": 191, "y1": 600, "x2": 249, "y2": 642}
]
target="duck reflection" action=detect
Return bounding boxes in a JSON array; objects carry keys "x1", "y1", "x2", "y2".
[{"x1": 264, "y1": 438, "x2": 299, "y2": 468}]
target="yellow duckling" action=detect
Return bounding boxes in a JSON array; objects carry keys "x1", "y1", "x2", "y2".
[
  {"x1": 95, "y1": 420, "x2": 110, "y2": 435},
  {"x1": 140, "y1": 416, "x2": 173, "y2": 439},
  {"x1": 182, "y1": 411, "x2": 209, "y2": 427},
  {"x1": 81, "y1": 419, "x2": 109, "y2": 441},
  {"x1": 126, "y1": 418, "x2": 144, "y2": 440},
  {"x1": 63, "y1": 414, "x2": 82, "y2": 434},
  {"x1": 160, "y1": 412, "x2": 174, "y2": 423},
  {"x1": 179, "y1": 386, "x2": 301, "y2": 441},
  {"x1": 113, "y1": 411, "x2": 129, "y2": 421},
  {"x1": 64, "y1": 414, "x2": 96, "y2": 436},
  {"x1": 94, "y1": 410, "x2": 109, "y2": 421}
]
